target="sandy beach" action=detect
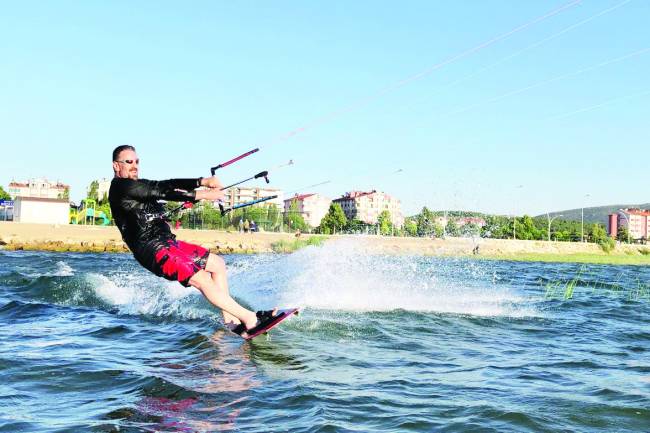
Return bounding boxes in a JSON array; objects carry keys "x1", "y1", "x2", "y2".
[{"x1": 1, "y1": 221, "x2": 647, "y2": 263}]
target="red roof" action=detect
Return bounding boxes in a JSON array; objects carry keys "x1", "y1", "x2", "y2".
[
  {"x1": 9, "y1": 181, "x2": 68, "y2": 189},
  {"x1": 334, "y1": 190, "x2": 378, "y2": 201},
  {"x1": 623, "y1": 208, "x2": 650, "y2": 216},
  {"x1": 284, "y1": 193, "x2": 315, "y2": 202}
]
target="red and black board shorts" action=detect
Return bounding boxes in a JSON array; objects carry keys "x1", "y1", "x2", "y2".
[{"x1": 153, "y1": 240, "x2": 210, "y2": 287}]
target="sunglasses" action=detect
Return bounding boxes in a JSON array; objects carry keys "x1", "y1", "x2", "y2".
[{"x1": 116, "y1": 159, "x2": 140, "y2": 165}]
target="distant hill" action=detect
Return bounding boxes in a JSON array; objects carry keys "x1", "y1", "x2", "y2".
[{"x1": 537, "y1": 204, "x2": 650, "y2": 224}]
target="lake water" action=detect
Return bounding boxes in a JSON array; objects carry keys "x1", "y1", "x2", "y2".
[{"x1": 1, "y1": 240, "x2": 649, "y2": 432}]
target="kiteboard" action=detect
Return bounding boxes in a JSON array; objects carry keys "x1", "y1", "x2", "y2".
[{"x1": 231, "y1": 308, "x2": 300, "y2": 340}]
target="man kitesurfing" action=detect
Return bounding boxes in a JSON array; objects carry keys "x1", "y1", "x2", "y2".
[{"x1": 108, "y1": 145, "x2": 294, "y2": 339}]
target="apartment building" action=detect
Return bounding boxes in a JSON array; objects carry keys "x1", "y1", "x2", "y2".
[
  {"x1": 608, "y1": 208, "x2": 650, "y2": 240},
  {"x1": 8, "y1": 178, "x2": 70, "y2": 199},
  {"x1": 222, "y1": 186, "x2": 284, "y2": 209},
  {"x1": 89, "y1": 178, "x2": 112, "y2": 202},
  {"x1": 284, "y1": 193, "x2": 332, "y2": 227},
  {"x1": 333, "y1": 190, "x2": 404, "y2": 227}
]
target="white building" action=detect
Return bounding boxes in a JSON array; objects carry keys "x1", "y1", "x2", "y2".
[
  {"x1": 333, "y1": 190, "x2": 404, "y2": 228},
  {"x1": 222, "y1": 186, "x2": 284, "y2": 209},
  {"x1": 8, "y1": 178, "x2": 70, "y2": 199},
  {"x1": 609, "y1": 209, "x2": 650, "y2": 240},
  {"x1": 284, "y1": 193, "x2": 332, "y2": 227},
  {"x1": 13, "y1": 197, "x2": 70, "y2": 225},
  {"x1": 91, "y1": 178, "x2": 112, "y2": 202}
]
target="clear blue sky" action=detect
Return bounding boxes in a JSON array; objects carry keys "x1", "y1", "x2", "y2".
[{"x1": 2, "y1": 1, "x2": 648, "y2": 216}]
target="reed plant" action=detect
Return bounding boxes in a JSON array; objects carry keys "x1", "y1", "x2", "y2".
[
  {"x1": 541, "y1": 266, "x2": 650, "y2": 302},
  {"x1": 271, "y1": 235, "x2": 326, "y2": 253},
  {"x1": 598, "y1": 237, "x2": 616, "y2": 253}
]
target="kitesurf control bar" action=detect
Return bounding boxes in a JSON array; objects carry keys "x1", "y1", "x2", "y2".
[
  {"x1": 163, "y1": 148, "x2": 274, "y2": 220},
  {"x1": 210, "y1": 148, "x2": 259, "y2": 175},
  {"x1": 221, "y1": 171, "x2": 269, "y2": 190},
  {"x1": 219, "y1": 195, "x2": 278, "y2": 216}
]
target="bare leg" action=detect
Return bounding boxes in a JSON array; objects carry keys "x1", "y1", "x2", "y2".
[
  {"x1": 204, "y1": 254, "x2": 239, "y2": 326},
  {"x1": 189, "y1": 268, "x2": 258, "y2": 330}
]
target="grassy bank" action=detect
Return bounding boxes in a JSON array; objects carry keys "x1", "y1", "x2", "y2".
[{"x1": 476, "y1": 252, "x2": 650, "y2": 266}]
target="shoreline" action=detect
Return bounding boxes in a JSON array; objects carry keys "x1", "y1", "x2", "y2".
[{"x1": 1, "y1": 222, "x2": 649, "y2": 265}]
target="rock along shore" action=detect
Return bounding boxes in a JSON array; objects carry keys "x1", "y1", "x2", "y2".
[{"x1": 0, "y1": 222, "x2": 296, "y2": 254}]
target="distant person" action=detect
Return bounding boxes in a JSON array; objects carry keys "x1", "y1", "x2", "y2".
[
  {"x1": 108, "y1": 145, "x2": 278, "y2": 338},
  {"x1": 238, "y1": 218, "x2": 244, "y2": 233},
  {"x1": 250, "y1": 220, "x2": 257, "y2": 233},
  {"x1": 244, "y1": 219, "x2": 250, "y2": 233}
]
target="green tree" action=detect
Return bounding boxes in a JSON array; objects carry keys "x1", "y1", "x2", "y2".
[
  {"x1": 266, "y1": 204, "x2": 281, "y2": 232},
  {"x1": 517, "y1": 215, "x2": 542, "y2": 240},
  {"x1": 345, "y1": 218, "x2": 367, "y2": 233},
  {"x1": 87, "y1": 180, "x2": 99, "y2": 201},
  {"x1": 460, "y1": 223, "x2": 481, "y2": 237},
  {"x1": 243, "y1": 205, "x2": 268, "y2": 229},
  {"x1": 0, "y1": 186, "x2": 11, "y2": 201},
  {"x1": 445, "y1": 219, "x2": 459, "y2": 237},
  {"x1": 284, "y1": 199, "x2": 308, "y2": 231},
  {"x1": 617, "y1": 226, "x2": 630, "y2": 243},
  {"x1": 378, "y1": 210, "x2": 392, "y2": 235},
  {"x1": 590, "y1": 224, "x2": 608, "y2": 244},
  {"x1": 416, "y1": 207, "x2": 435, "y2": 236},
  {"x1": 481, "y1": 215, "x2": 510, "y2": 239},
  {"x1": 404, "y1": 218, "x2": 418, "y2": 237},
  {"x1": 179, "y1": 202, "x2": 232, "y2": 230},
  {"x1": 319, "y1": 203, "x2": 347, "y2": 234}
]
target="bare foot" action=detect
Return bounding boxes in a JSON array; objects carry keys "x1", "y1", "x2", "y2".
[{"x1": 223, "y1": 316, "x2": 241, "y2": 327}]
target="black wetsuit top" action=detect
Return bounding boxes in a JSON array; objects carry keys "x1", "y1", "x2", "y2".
[{"x1": 109, "y1": 177, "x2": 200, "y2": 271}]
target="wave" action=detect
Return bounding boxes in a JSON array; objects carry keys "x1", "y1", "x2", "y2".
[
  {"x1": 3, "y1": 242, "x2": 543, "y2": 323},
  {"x1": 13, "y1": 270, "x2": 220, "y2": 323},
  {"x1": 234, "y1": 239, "x2": 542, "y2": 318},
  {"x1": 1, "y1": 260, "x2": 74, "y2": 281}
]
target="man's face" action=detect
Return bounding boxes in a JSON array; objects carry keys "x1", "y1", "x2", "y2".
[{"x1": 113, "y1": 149, "x2": 139, "y2": 180}]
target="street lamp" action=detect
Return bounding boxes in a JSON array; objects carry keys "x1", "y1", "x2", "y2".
[
  {"x1": 618, "y1": 209, "x2": 631, "y2": 244},
  {"x1": 581, "y1": 193, "x2": 591, "y2": 243},
  {"x1": 546, "y1": 213, "x2": 563, "y2": 241}
]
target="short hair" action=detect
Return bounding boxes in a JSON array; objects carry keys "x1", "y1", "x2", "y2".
[{"x1": 112, "y1": 145, "x2": 136, "y2": 162}]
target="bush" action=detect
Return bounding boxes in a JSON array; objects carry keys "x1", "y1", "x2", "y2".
[
  {"x1": 598, "y1": 237, "x2": 616, "y2": 253},
  {"x1": 638, "y1": 248, "x2": 650, "y2": 256}
]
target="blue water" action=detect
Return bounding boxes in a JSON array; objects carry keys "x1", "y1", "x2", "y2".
[{"x1": 1, "y1": 240, "x2": 649, "y2": 432}]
